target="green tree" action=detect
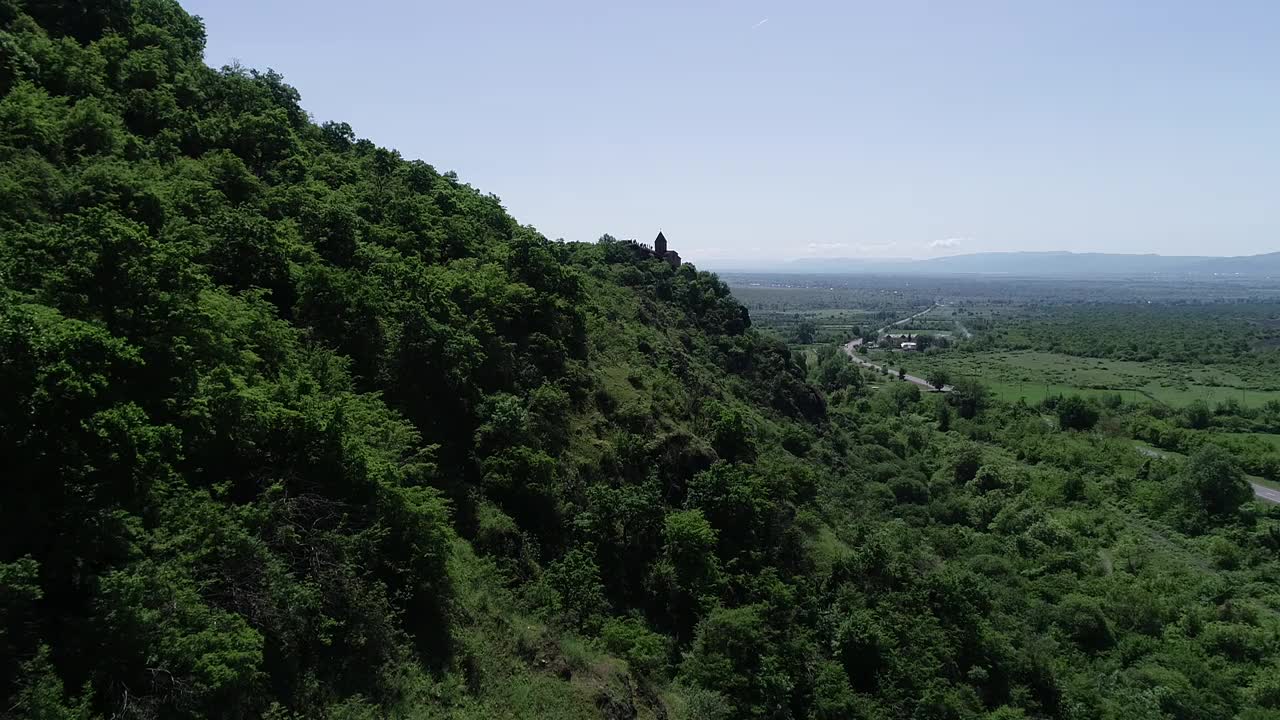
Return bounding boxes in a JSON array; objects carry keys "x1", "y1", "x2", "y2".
[
  {"x1": 1056, "y1": 594, "x2": 1114, "y2": 652},
  {"x1": 600, "y1": 617, "x2": 671, "y2": 678},
  {"x1": 809, "y1": 659, "x2": 861, "y2": 720},
  {"x1": 649, "y1": 509, "x2": 721, "y2": 639},
  {"x1": 936, "y1": 397, "x2": 952, "y2": 431},
  {"x1": 661, "y1": 510, "x2": 720, "y2": 590},
  {"x1": 888, "y1": 382, "x2": 921, "y2": 414},
  {"x1": 681, "y1": 605, "x2": 791, "y2": 720},
  {"x1": 709, "y1": 404, "x2": 756, "y2": 463},
  {"x1": 1057, "y1": 395, "x2": 1099, "y2": 431},
  {"x1": 947, "y1": 378, "x2": 987, "y2": 419},
  {"x1": 685, "y1": 463, "x2": 777, "y2": 561},
  {"x1": 927, "y1": 368, "x2": 950, "y2": 390},
  {"x1": 794, "y1": 319, "x2": 818, "y2": 344},
  {"x1": 543, "y1": 548, "x2": 608, "y2": 630},
  {"x1": 1184, "y1": 400, "x2": 1212, "y2": 430},
  {"x1": 1182, "y1": 444, "x2": 1252, "y2": 518}
]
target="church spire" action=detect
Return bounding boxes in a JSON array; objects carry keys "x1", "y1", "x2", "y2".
[{"x1": 654, "y1": 231, "x2": 667, "y2": 256}]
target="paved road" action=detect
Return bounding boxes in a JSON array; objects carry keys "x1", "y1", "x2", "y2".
[
  {"x1": 842, "y1": 304, "x2": 951, "y2": 392},
  {"x1": 843, "y1": 340, "x2": 950, "y2": 392},
  {"x1": 883, "y1": 305, "x2": 941, "y2": 332},
  {"x1": 1136, "y1": 444, "x2": 1280, "y2": 504},
  {"x1": 1253, "y1": 484, "x2": 1280, "y2": 504}
]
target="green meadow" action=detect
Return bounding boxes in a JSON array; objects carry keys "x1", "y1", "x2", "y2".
[{"x1": 881, "y1": 349, "x2": 1280, "y2": 407}]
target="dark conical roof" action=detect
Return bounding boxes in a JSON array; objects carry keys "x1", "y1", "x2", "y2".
[{"x1": 655, "y1": 231, "x2": 666, "y2": 244}]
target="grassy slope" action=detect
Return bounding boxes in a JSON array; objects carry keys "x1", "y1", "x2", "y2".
[
  {"x1": 412, "y1": 264, "x2": 802, "y2": 719},
  {"x1": 407, "y1": 542, "x2": 671, "y2": 720}
]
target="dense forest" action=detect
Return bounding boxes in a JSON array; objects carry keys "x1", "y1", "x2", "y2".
[{"x1": 5, "y1": 2, "x2": 1280, "y2": 719}]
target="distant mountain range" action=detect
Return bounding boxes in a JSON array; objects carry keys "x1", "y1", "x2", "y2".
[{"x1": 716, "y1": 251, "x2": 1280, "y2": 276}]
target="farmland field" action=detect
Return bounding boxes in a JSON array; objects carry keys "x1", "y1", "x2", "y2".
[
  {"x1": 878, "y1": 348, "x2": 1280, "y2": 407},
  {"x1": 1222, "y1": 432, "x2": 1280, "y2": 450},
  {"x1": 729, "y1": 273, "x2": 1280, "y2": 408},
  {"x1": 727, "y1": 272, "x2": 1280, "y2": 500}
]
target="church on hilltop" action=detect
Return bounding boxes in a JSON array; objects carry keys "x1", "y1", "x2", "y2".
[{"x1": 654, "y1": 231, "x2": 681, "y2": 268}]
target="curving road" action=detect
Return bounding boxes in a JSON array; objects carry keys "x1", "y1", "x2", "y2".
[{"x1": 843, "y1": 304, "x2": 951, "y2": 392}]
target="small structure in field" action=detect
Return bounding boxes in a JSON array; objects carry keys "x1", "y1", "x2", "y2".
[{"x1": 900, "y1": 341, "x2": 918, "y2": 351}]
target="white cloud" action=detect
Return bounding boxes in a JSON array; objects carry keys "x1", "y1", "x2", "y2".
[
  {"x1": 800, "y1": 240, "x2": 899, "y2": 257},
  {"x1": 930, "y1": 238, "x2": 964, "y2": 249}
]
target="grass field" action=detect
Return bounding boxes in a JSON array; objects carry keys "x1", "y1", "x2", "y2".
[
  {"x1": 794, "y1": 344, "x2": 822, "y2": 367},
  {"x1": 878, "y1": 349, "x2": 1280, "y2": 407},
  {"x1": 1222, "y1": 432, "x2": 1280, "y2": 450}
]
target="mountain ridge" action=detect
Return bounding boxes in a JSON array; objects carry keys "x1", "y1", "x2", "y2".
[{"x1": 717, "y1": 250, "x2": 1280, "y2": 276}]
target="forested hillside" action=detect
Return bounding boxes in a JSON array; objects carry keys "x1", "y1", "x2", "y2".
[{"x1": 4, "y1": 3, "x2": 1280, "y2": 719}]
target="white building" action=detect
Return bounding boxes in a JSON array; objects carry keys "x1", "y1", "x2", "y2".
[{"x1": 900, "y1": 341, "x2": 918, "y2": 351}]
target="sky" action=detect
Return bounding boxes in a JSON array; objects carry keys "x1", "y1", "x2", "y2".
[{"x1": 186, "y1": 0, "x2": 1280, "y2": 266}]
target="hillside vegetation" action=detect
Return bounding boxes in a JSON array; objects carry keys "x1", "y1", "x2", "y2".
[{"x1": 5, "y1": 3, "x2": 1280, "y2": 720}]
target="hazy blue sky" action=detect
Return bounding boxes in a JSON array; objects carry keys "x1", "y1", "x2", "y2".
[{"x1": 187, "y1": 0, "x2": 1279, "y2": 265}]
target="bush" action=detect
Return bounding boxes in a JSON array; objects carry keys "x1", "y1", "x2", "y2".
[
  {"x1": 1056, "y1": 395, "x2": 1099, "y2": 431},
  {"x1": 1056, "y1": 594, "x2": 1114, "y2": 652},
  {"x1": 600, "y1": 617, "x2": 671, "y2": 678},
  {"x1": 542, "y1": 548, "x2": 608, "y2": 630}
]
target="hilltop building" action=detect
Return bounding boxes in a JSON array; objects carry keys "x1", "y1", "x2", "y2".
[{"x1": 654, "y1": 231, "x2": 681, "y2": 268}]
